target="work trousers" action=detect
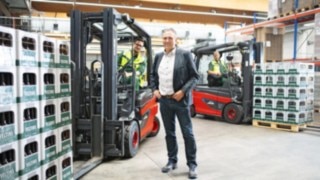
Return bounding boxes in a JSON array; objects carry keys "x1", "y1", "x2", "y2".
[{"x1": 159, "y1": 97, "x2": 197, "y2": 168}]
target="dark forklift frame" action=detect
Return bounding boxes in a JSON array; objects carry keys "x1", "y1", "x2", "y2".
[
  {"x1": 70, "y1": 8, "x2": 157, "y2": 179},
  {"x1": 191, "y1": 41, "x2": 258, "y2": 123}
]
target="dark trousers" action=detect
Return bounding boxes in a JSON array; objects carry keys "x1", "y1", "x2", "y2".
[{"x1": 159, "y1": 98, "x2": 197, "y2": 168}]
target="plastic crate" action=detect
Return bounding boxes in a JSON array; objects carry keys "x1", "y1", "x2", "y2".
[
  {"x1": 287, "y1": 87, "x2": 307, "y2": 99},
  {"x1": 275, "y1": 99, "x2": 287, "y2": 110},
  {"x1": 18, "y1": 102, "x2": 40, "y2": 140},
  {"x1": 41, "y1": 160, "x2": 58, "y2": 180},
  {"x1": 253, "y1": 108, "x2": 264, "y2": 120},
  {"x1": 287, "y1": 62, "x2": 314, "y2": 75},
  {"x1": 40, "y1": 99, "x2": 58, "y2": 133},
  {"x1": 0, "y1": 105, "x2": 18, "y2": 146},
  {"x1": 39, "y1": 35, "x2": 56, "y2": 68},
  {"x1": 56, "y1": 40, "x2": 70, "y2": 69},
  {"x1": 0, "y1": 142, "x2": 19, "y2": 180},
  {"x1": 16, "y1": 30, "x2": 39, "y2": 68},
  {"x1": 40, "y1": 130, "x2": 58, "y2": 165},
  {"x1": 59, "y1": 151, "x2": 73, "y2": 180},
  {"x1": 58, "y1": 97, "x2": 72, "y2": 127},
  {"x1": 0, "y1": 67, "x2": 17, "y2": 105},
  {"x1": 18, "y1": 135, "x2": 41, "y2": 177},
  {"x1": 287, "y1": 111, "x2": 308, "y2": 124},
  {"x1": 253, "y1": 97, "x2": 264, "y2": 109},
  {"x1": 58, "y1": 124, "x2": 72, "y2": 157},
  {"x1": 0, "y1": 26, "x2": 16, "y2": 67},
  {"x1": 17, "y1": 67, "x2": 40, "y2": 103},
  {"x1": 287, "y1": 99, "x2": 307, "y2": 112},
  {"x1": 39, "y1": 68, "x2": 57, "y2": 100},
  {"x1": 287, "y1": 74, "x2": 308, "y2": 87},
  {"x1": 57, "y1": 69, "x2": 71, "y2": 98},
  {"x1": 19, "y1": 167, "x2": 41, "y2": 180}
]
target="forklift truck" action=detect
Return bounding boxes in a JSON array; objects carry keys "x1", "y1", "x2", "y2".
[
  {"x1": 70, "y1": 8, "x2": 160, "y2": 178},
  {"x1": 190, "y1": 41, "x2": 259, "y2": 124}
]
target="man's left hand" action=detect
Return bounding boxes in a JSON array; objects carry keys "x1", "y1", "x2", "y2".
[{"x1": 173, "y1": 90, "x2": 185, "y2": 101}]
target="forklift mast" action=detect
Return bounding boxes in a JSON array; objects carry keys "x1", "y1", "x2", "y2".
[{"x1": 70, "y1": 8, "x2": 153, "y2": 178}]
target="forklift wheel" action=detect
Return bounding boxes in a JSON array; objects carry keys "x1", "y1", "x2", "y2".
[
  {"x1": 148, "y1": 117, "x2": 160, "y2": 137},
  {"x1": 190, "y1": 105, "x2": 196, "y2": 118},
  {"x1": 223, "y1": 103, "x2": 243, "y2": 124},
  {"x1": 124, "y1": 121, "x2": 140, "y2": 158}
]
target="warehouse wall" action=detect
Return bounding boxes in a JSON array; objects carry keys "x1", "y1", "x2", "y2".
[{"x1": 283, "y1": 27, "x2": 315, "y2": 60}]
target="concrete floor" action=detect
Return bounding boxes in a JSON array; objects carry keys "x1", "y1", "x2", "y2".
[{"x1": 81, "y1": 114, "x2": 320, "y2": 180}]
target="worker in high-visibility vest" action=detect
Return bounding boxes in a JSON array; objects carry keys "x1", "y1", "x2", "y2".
[
  {"x1": 207, "y1": 50, "x2": 228, "y2": 86},
  {"x1": 118, "y1": 37, "x2": 146, "y2": 91}
]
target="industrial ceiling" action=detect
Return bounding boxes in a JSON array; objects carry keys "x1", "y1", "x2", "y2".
[{"x1": 1, "y1": 0, "x2": 268, "y2": 27}]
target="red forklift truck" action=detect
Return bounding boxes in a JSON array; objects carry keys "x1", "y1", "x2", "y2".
[
  {"x1": 190, "y1": 41, "x2": 261, "y2": 124},
  {"x1": 70, "y1": 8, "x2": 160, "y2": 178}
]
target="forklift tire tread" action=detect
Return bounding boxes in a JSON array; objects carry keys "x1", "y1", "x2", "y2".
[{"x1": 124, "y1": 121, "x2": 140, "y2": 158}]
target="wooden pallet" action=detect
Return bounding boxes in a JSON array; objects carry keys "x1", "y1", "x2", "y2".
[
  {"x1": 265, "y1": 59, "x2": 282, "y2": 63},
  {"x1": 279, "y1": 11, "x2": 295, "y2": 18},
  {"x1": 296, "y1": 6, "x2": 312, "y2": 13},
  {"x1": 252, "y1": 120, "x2": 307, "y2": 132}
]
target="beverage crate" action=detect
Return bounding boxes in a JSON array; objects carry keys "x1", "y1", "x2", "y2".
[
  {"x1": 19, "y1": 167, "x2": 41, "y2": 180},
  {"x1": 0, "y1": 26, "x2": 16, "y2": 67},
  {"x1": 58, "y1": 124, "x2": 72, "y2": 157},
  {"x1": 59, "y1": 151, "x2": 73, "y2": 180},
  {"x1": 287, "y1": 62, "x2": 314, "y2": 75},
  {"x1": 275, "y1": 99, "x2": 288, "y2": 110},
  {"x1": 18, "y1": 102, "x2": 40, "y2": 140},
  {"x1": 39, "y1": 35, "x2": 56, "y2": 69},
  {"x1": 264, "y1": 110, "x2": 275, "y2": 121},
  {"x1": 58, "y1": 97, "x2": 72, "y2": 127},
  {"x1": 0, "y1": 67, "x2": 17, "y2": 105},
  {"x1": 56, "y1": 40, "x2": 70, "y2": 69},
  {"x1": 253, "y1": 108, "x2": 264, "y2": 120},
  {"x1": 57, "y1": 69, "x2": 71, "y2": 98},
  {"x1": 0, "y1": 105, "x2": 18, "y2": 145},
  {"x1": 0, "y1": 142, "x2": 19, "y2": 180},
  {"x1": 39, "y1": 68, "x2": 57, "y2": 100},
  {"x1": 40, "y1": 99, "x2": 58, "y2": 133},
  {"x1": 287, "y1": 111, "x2": 309, "y2": 124},
  {"x1": 287, "y1": 74, "x2": 308, "y2": 87},
  {"x1": 264, "y1": 98, "x2": 276, "y2": 109},
  {"x1": 41, "y1": 160, "x2": 58, "y2": 180},
  {"x1": 274, "y1": 87, "x2": 287, "y2": 98},
  {"x1": 287, "y1": 99, "x2": 308, "y2": 112},
  {"x1": 253, "y1": 97, "x2": 264, "y2": 109},
  {"x1": 287, "y1": 87, "x2": 307, "y2": 99},
  {"x1": 17, "y1": 68, "x2": 40, "y2": 103},
  {"x1": 40, "y1": 130, "x2": 58, "y2": 165},
  {"x1": 16, "y1": 30, "x2": 39, "y2": 68},
  {"x1": 18, "y1": 135, "x2": 41, "y2": 177}
]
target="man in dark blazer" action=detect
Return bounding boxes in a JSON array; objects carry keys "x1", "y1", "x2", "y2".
[{"x1": 150, "y1": 28, "x2": 199, "y2": 179}]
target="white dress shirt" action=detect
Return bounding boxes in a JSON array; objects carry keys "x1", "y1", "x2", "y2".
[{"x1": 158, "y1": 49, "x2": 175, "y2": 95}]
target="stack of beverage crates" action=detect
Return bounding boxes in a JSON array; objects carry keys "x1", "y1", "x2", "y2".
[
  {"x1": 0, "y1": 25, "x2": 72, "y2": 180},
  {"x1": 253, "y1": 62, "x2": 314, "y2": 125}
]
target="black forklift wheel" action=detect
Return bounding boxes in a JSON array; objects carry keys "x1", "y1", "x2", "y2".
[
  {"x1": 223, "y1": 103, "x2": 243, "y2": 124},
  {"x1": 190, "y1": 105, "x2": 196, "y2": 118},
  {"x1": 148, "y1": 116, "x2": 160, "y2": 137},
  {"x1": 124, "y1": 121, "x2": 140, "y2": 158}
]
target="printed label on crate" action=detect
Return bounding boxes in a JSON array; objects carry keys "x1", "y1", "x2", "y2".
[
  {"x1": 16, "y1": 50, "x2": 37, "y2": 67},
  {"x1": 44, "y1": 146, "x2": 57, "y2": 163},
  {"x1": 42, "y1": 116, "x2": 56, "y2": 132},
  {"x1": 22, "y1": 153, "x2": 40, "y2": 175},
  {"x1": 41, "y1": 54, "x2": 55, "y2": 68},
  {"x1": 0, "y1": 86, "x2": 14, "y2": 105},
  {"x1": 42, "y1": 85, "x2": 56, "y2": 100},
  {"x1": 61, "y1": 139, "x2": 72, "y2": 155},
  {"x1": 21, "y1": 120, "x2": 39, "y2": 139},
  {"x1": 59, "y1": 55, "x2": 70, "y2": 68},
  {"x1": 0, "y1": 162, "x2": 17, "y2": 180},
  {"x1": 19, "y1": 86, "x2": 38, "y2": 102},
  {"x1": 60, "y1": 112, "x2": 71, "y2": 126},
  {"x1": 60, "y1": 85, "x2": 71, "y2": 97},
  {"x1": 62, "y1": 166, "x2": 72, "y2": 180},
  {"x1": 0, "y1": 125, "x2": 16, "y2": 144}
]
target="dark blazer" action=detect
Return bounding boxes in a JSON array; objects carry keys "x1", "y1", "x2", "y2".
[{"x1": 150, "y1": 48, "x2": 199, "y2": 106}]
